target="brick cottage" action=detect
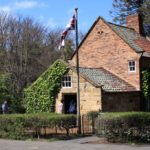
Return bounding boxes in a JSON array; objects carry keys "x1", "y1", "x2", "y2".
[{"x1": 55, "y1": 14, "x2": 150, "y2": 115}]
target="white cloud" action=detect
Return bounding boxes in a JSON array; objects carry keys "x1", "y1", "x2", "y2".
[
  {"x1": 15, "y1": 0, "x2": 47, "y2": 9},
  {"x1": 0, "y1": 6, "x2": 11, "y2": 13}
]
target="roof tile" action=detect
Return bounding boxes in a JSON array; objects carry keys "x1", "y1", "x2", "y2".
[{"x1": 78, "y1": 67, "x2": 136, "y2": 92}]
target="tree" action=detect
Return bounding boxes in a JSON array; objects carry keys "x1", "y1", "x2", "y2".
[
  {"x1": 0, "y1": 74, "x2": 19, "y2": 113},
  {"x1": 0, "y1": 13, "x2": 53, "y2": 109},
  {"x1": 3, "y1": 15, "x2": 47, "y2": 95},
  {"x1": 110, "y1": 0, "x2": 150, "y2": 35},
  {"x1": 140, "y1": 0, "x2": 150, "y2": 35},
  {"x1": 0, "y1": 12, "x2": 81, "y2": 112}
]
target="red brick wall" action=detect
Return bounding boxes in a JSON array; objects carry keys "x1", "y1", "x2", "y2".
[
  {"x1": 126, "y1": 14, "x2": 144, "y2": 35},
  {"x1": 71, "y1": 19, "x2": 140, "y2": 90}
]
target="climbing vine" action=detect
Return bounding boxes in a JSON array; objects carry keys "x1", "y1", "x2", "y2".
[
  {"x1": 142, "y1": 70, "x2": 150, "y2": 98},
  {"x1": 24, "y1": 60, "x2": 68, "y2": 113},
  {"x1": 142, "y1": 70, "x2": 150, "y2": 111}
]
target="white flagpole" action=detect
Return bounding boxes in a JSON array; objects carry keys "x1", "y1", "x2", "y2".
[{"x1": 75, "y1": 8, "x2": 81, "y2": 134}]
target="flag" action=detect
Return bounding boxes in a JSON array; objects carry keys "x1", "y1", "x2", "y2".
[{"x1": 59, "y1": 15, "x2": 75, "y2": 49}]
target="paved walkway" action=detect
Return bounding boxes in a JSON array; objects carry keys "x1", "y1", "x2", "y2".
[{"x1": 0, "y1": 136, "x2": 150, "y2": 150}]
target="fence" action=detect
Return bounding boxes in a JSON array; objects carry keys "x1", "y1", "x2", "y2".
[
  {"x1": 81, "y1": 114, "x2": 97, "y2": 135},
  {"x1": 37, "y1": 114, "x2": 97, "y2": 136}
]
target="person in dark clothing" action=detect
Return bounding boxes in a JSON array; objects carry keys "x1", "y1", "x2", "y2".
[{"x1": 69, "y1": 100, "x2": 76, "y2": 114}]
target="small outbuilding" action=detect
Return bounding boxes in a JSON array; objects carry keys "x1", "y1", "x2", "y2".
[{"x1": 55, "y1": 65, "x2": 140, "y2": 115}]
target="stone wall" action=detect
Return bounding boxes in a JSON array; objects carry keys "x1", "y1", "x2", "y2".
[
  {"x1": 55, "y1": 69, "x2": 102, "y2": 114},
  {"x1": 102, "y1": 91, "x2": 141, "y2": 112}
]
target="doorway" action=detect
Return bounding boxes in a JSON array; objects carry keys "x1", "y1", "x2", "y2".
[{"x1": 63, "y1": 93, "x2": 77, "y2": 114}]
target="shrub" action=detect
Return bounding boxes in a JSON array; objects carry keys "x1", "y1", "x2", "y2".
[
  {"x1": 0, "y1": 113, "x2": 76, "y2": 140},
  {"x1": 87, "y1": 111, "x2": 99, "y2": 119},
  {"x1": 96, "y1": 112, "x2": 150, "y2": 143}
]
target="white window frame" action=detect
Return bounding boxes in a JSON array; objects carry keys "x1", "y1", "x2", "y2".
[
  {"x1": 62, "y1": 75, "x2": 72, "y2": 88},
  {"x1": 128, "y1": 60, "x2": 136, "y2": 73}
]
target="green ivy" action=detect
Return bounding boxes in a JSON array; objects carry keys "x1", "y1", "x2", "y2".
[
  {"x1": 24, "y1": 59, "x2": 68, "y2": 113},
  {"x1": 142, "y1": 70, "x2": 150, "y2": 98},
  {"x1": 142, "y1": 70, "x2": 150, "y2": 111}
]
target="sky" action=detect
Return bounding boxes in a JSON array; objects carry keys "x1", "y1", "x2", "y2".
[{"x1": 0, "y1": 0, "x2": 114, "y2": 33}]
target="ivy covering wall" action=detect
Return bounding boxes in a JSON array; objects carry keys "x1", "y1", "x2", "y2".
[
  {"x1": 142, "y1": 69, "x2": 150, "y2": 111},
  {"x1": 24, "y1": 60, "x2": 68, "y2": 113}
]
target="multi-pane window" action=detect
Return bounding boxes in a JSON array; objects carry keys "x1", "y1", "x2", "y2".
[
  {"x1": 62, "y1": 75, "x2": 71, "y2": 87},
  {"x1": 128, "y1": 60, "x2": 136, "y2": 72}
]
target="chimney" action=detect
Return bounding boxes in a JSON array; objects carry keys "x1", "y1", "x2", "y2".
[{"x1": 126, "y1": 14, "x2": 145, "y2": 36}]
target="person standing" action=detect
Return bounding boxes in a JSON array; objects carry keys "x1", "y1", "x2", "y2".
[
  {"x1": 69, "y1": 100, "x2": 76, "y2": 114},
  {"x1": 2, "y1": 101, "x2": 9, "y2": 114},
  {"x1": 57, "y1": 100, "x2": 63, "y2": 114}
]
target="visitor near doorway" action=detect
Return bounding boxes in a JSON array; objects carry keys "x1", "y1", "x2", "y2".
[
  {"x1": 69, "y1": 100, "x2": 76, "y2": 113},
  {"x1": 57, "y1": 100, "x2": 63, "y2": 113}
]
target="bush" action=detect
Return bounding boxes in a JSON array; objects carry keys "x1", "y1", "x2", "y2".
[
  {"x1": 87, "y1": 111, "x2": 99, "y2": 119},
  {"x1": 96, "y1": 112, "x2": 150, "y2": 143},
  {"x1": 0, "y1": 113, "x2": 76, "y2": 140}
]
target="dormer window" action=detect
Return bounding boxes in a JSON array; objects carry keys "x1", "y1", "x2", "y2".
[
  {"x1": 128, "y1": 60, "x2": 136, "y2": 72},
  {"x1": 62, "y1": 75, "x2": 72, "y2": 88}
]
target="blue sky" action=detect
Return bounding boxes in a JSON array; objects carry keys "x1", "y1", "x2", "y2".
[{"x1": 0, "y1": 0, "x2": 114, "y2": 33}]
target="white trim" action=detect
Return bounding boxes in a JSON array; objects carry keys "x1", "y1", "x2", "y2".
[
  {"x1": 128, "y1": 60, "x2": 136, "y2": 73},
  {"x1": 62, "y1": 75, "x2": 72, "y2": 88}
]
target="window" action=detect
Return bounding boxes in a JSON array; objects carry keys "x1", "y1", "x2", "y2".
[
  {"x1": 128, "y1": 60, "x2": 136, "y2": 72},
  {"x1": 62, "y1": 75, "x2": 71, "y2": 87}
]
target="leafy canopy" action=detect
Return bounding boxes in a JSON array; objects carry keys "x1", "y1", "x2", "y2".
[{"x1": 110, "y1": 0, "x2": 150, "y2": 35}]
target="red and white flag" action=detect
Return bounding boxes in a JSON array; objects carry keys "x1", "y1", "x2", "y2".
[{"x1": 59, "y1": 15, "x2": 75, "y2": 49}]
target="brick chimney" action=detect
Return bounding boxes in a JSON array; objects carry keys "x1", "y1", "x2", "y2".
[{"x1": 126, "y1": 14, "x2": 145, "y2": 36}]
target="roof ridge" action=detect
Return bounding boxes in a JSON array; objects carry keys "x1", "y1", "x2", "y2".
[
  {"x1": 72, "y1": 66, "x2": 105, "y2": 70},
  {"x1": 108, "y1": 22, "x2": 135, "y2": 30},
  {"x1": 78, "y1": 67, "x2": 103, "y2": 69}
]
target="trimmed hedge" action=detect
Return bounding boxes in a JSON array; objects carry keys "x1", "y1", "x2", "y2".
[
  {"x1": 0, "y1": 113, "x2": 76, "y2": 140},
  {"x1": 96, "y1": 112, "x2": 150, "y2": 143}
]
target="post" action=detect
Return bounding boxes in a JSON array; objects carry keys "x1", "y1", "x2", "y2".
[{"x1": 75, "y1": 8, "x2": 81, "y2": 134}]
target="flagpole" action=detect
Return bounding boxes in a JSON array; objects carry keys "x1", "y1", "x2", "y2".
[{"x1": 75, "y1": 8, "x2": 81, "y2": 134}]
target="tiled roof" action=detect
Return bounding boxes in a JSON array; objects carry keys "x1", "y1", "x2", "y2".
[
  {"x1": 78, "y1": 67, "x2": 136, "y2": 92},
  {"x1": 70, "y1": 16, "x2": 150, "y2": 59},
  {"x1": 108, "y1": 23, "x2": 150, "y2": 55},
  {"x1": 135, "y1": 38, "x2": 150, "y2": 53}
]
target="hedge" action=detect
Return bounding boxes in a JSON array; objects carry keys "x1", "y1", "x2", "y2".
[
  {"x1": 96, "y1": 112, "x2": 150, "y2": 143},
  {"x1": 0, "y1": 113, "x2": 76, "y2": 140}
]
